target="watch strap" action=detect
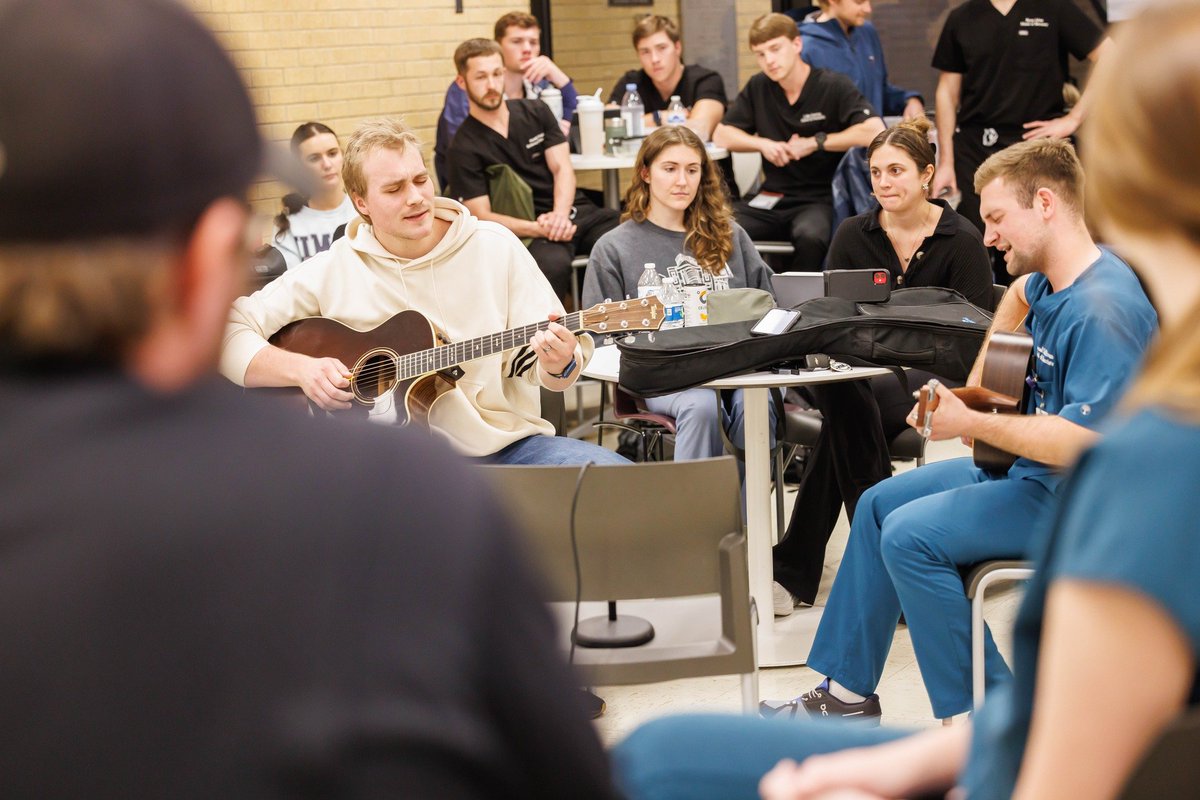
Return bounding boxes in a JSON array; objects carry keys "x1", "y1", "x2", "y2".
[{"x1": 548, "y1": 355, "x2": 577, "y2": 380}]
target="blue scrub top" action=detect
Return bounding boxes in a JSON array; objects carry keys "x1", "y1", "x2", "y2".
[
  {"x1": 962, "y1": 407, "x2": 1200, "y2": 798},
  {"x1": 1007, "y1": 249, "x2": 1158, "y2": 490}
]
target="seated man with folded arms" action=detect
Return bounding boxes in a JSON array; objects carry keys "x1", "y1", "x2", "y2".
[
  {"x1": 715, "y1": 13, "x2": 885, "y2": 269},
  {"x1": 798, "y1": 0, "x2": 924, "y2": 121},
  {"x1": 434, "y1": 10, "x2": 578, "y2": 191},
  {"x1": 765, "y1": 138, "x2": 1157, "y2": 724},
  {"x1": 608, "y1": 14, "x2": 728, "y2": 142},
  {"x1": 222, "y1": 116, "x2": 626, "y2": 469},
  {"x1": 448, "y1": 38, "x2": 618, "y2": 305}
]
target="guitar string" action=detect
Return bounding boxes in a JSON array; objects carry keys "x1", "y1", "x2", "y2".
[
  {"x1": 345, "y1": 299, "x2": 660, "y2": 391},
  {"x1": 346, "y1": 311, "x2": 586, "y2": 389}
]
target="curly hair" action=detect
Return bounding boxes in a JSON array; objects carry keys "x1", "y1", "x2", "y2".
[{"x1": 622, "y1": 126, "x2": 733, "y2": 275}]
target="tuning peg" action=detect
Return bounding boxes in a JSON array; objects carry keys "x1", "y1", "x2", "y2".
[
  {"x1": 647, "y1": 332, "x2": 655, "y2": 343},
  {"x1": 622, "y1": 334, "x2": 635, "y2": 344}
]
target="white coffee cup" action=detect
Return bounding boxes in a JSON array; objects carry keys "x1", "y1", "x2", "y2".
[{"x1": 576, "y1": 95, "x2": 604, "y2": 157}]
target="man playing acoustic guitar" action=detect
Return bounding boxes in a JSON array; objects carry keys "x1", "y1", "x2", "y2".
[
  {"x1": 221, "y1": 117, "x2": 627, "y2": 468},
  {"x1": 764, "y1": 138, "x2": 1157, "y2": 724}
]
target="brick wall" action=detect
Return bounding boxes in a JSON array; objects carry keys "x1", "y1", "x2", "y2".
[
  {"x1": 183, "y1": 0, "x2": 772, "y2": 234},
  {"x1": 736, "y1": 0, "x2": 771, "y2": 87},
  {"x1": 184, "y1": 0, "x2": 518, "y2": 230},
  {"x1": 548, "y1": 0, "x2": 679, "y2": 100}
]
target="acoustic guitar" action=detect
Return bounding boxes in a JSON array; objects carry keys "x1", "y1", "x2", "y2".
[
  {"x1": 916, "y1": 330, "x2": 1034, "y2": 472},
  {"x1": 267, "y1": 297, "x2": 665, "y2": 427}
]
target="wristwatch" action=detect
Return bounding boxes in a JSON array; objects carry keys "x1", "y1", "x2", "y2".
[
  {"x1": 548, "y1": 355, "x2": 577, "y2": 380},
  {"x1": 814, "y1": 131, "x2": 827, "y2": 152}
]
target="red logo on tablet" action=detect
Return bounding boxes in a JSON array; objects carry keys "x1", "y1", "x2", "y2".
[{"x1": 872, "y1": 271, "x2": 888, "y2": 285}]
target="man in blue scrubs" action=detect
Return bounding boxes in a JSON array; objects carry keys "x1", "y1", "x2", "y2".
[{"x1": 776, "y1": 138, "x2": 1158, "y2": 722}]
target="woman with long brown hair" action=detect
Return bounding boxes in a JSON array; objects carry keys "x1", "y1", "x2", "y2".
[
  {"x1": 583, "y1": 125, "x2": 773, "y2": 460},
  {"x1": 615, "y1": 3, "x2": 1200, "y2": 797}
]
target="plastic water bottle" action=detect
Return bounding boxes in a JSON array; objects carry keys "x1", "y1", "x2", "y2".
[
  {"x1": 665, "y1": 95, "x2": 686, "y2": 126},
  {"x1": 660, "y1": 277, "x2": 685, "y2": 330},
  {"x1": 636, "y1": 262, "x2": 662, "y2": 299},
  {"x1": 621, "y1": 83, "x2": 645, "y2": 138}
]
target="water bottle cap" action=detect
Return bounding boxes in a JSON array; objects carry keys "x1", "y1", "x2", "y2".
[
  {"x1": 670, "y1": 95, "x2": 681, "y2": 101},
  {"x1": 643, "y1": 263, "x2": 655, "y2": 270},
  {"x1": 626, "y1": 83, "x2": 637, "y2": 90}
]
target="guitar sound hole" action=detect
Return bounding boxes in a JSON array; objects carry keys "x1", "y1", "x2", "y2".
[{"x1": 353, "y1": 352, "x2": 397, "y2": 404}]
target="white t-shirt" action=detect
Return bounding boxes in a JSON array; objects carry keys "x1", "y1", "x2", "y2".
[{"x1": 272, "y1": 194, "x2": 359, "y2": 269}]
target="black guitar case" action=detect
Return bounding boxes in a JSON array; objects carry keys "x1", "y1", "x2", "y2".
[{"x1": 616, "y1": 288, "x2": 992, "y2": 398}]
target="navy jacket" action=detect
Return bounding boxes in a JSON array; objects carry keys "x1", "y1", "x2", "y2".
[{"x1": 800, "y1": 18, "x2": 920, "y2": 117}]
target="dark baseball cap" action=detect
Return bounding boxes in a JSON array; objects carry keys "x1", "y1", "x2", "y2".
[{"x1": 0, "y1": 0, "x2": 311, "y2": 243}]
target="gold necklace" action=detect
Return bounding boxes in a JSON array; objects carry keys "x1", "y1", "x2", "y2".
[{"x1": 884, "y1": 202, "x2": 934, "y2": 269}]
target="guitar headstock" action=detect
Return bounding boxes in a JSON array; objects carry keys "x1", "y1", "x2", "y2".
[{"x1": 578, "y1": 297, "x2": 665, "y2": 334}]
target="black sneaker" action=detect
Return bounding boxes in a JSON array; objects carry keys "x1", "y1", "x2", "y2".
[
  {"x1": 798, "y1": 679, "x2": 881, "y2": 724},
  {"x1": 581, "y1": 689, "x2": 606, "y2": 720}
]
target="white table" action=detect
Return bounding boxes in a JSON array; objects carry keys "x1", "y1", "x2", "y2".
[
  {"x1": 571, "y1": 144, "x2": 728, "y2": 210},
  {"x1": 583, "y1": 344, "x2": 889, "y2": 667}
]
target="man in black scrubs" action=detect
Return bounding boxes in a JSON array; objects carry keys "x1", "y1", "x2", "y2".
[
  {"x1": 608, "y1": 14, "x2": 728, "y2": 142},
  {"x1": 931, "y1": 0, "x2": 1109, "y2": 283},
  {"x1": 715, "y1": 12, "x2": 884, "y2": 270},
  {"x1": 449, "y1": 38, "x2": 618, "y2": 303}
]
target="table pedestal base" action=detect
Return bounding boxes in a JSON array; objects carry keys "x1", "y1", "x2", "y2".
[{"x1": 755, "y1": 606, "x2": 823, "y2": 668}]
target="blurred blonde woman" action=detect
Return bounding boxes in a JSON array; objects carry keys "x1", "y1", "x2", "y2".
[{"x1": 614, "y1": 4, "x2": 1200, "y2": 798}]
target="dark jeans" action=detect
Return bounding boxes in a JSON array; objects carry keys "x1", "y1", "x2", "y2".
[
  {"x1": 774, "y1": 369, "x2": 948, "y2": 604},
  {"x1": 732, "y1": 199, "x2": 833, "y2": 271},
  {"x1": 527, "y1": 201, "x2": 619, "y2": 301}
]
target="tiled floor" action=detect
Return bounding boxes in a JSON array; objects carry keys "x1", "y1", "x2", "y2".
[{"x1": 578, "y1": 434, "x2": 1025, "y2": 747}]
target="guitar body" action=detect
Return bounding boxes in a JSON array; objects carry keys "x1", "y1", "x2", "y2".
[
  {"x1": 269, "y1": 310, "x2": 452, "y2": 427},
  {"x1": 962, "y1": 330, "x2": 1034, "y2": 471},
  {"x1": 263, "y1": 297, "x2": 665, "y2": 428}
]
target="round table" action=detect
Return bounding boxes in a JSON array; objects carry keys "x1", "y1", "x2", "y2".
[{"x1": 583, "y1": 344, "x2": 890, "y2": 667}]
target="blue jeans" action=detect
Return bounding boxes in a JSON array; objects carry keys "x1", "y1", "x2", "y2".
[
  {"x1": 806, "y1": 457, "x2": 1054, "y2": 718},
  {"x1": 478, "y1": 434, "x2": 630, "y2": 466},
  {"x1": 642, "y1": 388, "x2": 778, "y2": 461},
  {"x1": 614, "y1": 713, "x2": 910, "y2": 800}
]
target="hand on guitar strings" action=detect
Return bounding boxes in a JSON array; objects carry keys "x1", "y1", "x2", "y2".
[
  {"x1": 907, "y1": 380, "x2": 975, "y2": 446},
  {"x1": 530, "y1": 313, "x2": 575, "y2": 378},
  {"x1": 298, "y1": 355, "x2": 355, "y2": 411}
]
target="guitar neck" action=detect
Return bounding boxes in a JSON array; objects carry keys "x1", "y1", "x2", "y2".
[{"x1": 395, "y1": 310, "x2": 584, "y2": 380}]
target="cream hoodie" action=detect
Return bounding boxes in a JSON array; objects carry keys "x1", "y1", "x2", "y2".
[{"x1": 221, "y1": 197, "x2": 591, "y2": 457}]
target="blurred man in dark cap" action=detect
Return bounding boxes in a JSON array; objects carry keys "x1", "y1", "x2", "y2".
[{"x1": 0, "y1": 1, "x2": 617, "y2": 797}]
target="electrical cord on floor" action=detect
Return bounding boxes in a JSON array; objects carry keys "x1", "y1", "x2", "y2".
[{"x1": 567, "y1": 461, "x2": 592, "y2": 666}]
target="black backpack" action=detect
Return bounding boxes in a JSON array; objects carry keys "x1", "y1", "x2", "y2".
[{"x1": 616, "y1": 288, "x2": 991, "y2": 397}]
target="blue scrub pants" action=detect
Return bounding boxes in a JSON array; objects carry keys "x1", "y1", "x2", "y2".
[
  {"x1": 807, "y1": 457, "x2": 1055, "y2": 718},
  {"x1": 614, "y1": 713, "x2": 911, "y2": 800}
]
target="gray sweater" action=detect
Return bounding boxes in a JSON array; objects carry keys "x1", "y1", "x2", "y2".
[{"x1": 582, "y1": 219, "x2": 775, "y2": 306}]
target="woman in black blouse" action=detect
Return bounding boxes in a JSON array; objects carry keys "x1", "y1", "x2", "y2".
[
  {"x1": 773, "y1": 119, "x2": 993, "y2": 615},
  {"x1": 829, "y1": 118, "x2": 992, "y2": 305}
]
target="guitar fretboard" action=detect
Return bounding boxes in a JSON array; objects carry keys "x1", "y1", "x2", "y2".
[{"x1": 395, "y1": 310, "x2": 584, "y2": 380}]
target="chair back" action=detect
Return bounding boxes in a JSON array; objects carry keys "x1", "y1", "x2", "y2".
[
  {"x1": 992, "y1": 283, "x2": 1007, "y2": 312},
  {"x1": 481, "y1": 456, "x2": 756, "y2": 698},
  {"x1": 482, "y1": 457, "x2": 743, "y2": 602}
]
